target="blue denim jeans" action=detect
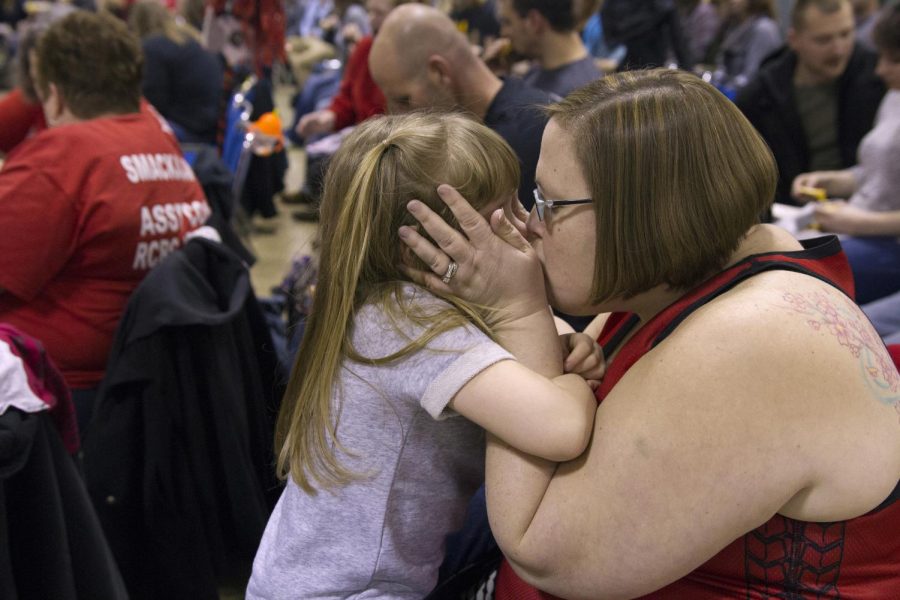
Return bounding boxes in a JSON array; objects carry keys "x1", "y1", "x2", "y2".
[{"x1": 840, "y1": 236, "x2": 900, "y2": 305}]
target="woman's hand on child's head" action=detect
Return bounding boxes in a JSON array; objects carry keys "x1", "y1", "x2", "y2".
[
  {"x1": 561, "y1": 333, "x2": 605, "y2": 390},
  {"x1": 399, "y1": 185, "x2": 549, "y2": 322}
]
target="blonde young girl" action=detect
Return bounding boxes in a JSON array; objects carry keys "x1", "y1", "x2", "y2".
[{"x1": 247, "y1": 112, "x2": 598, "y2": 598}]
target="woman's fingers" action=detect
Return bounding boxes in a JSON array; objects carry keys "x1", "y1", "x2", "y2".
[
  {"x1": 490, "y1": 208, "x2": 532, "y2": 254},
  {"x1": 406, "y1": 199, "x2": 474, "y2": 265},
  {"x1": 436, "y1": 185, "x2": 497, "y2": 247},
  {"x1": 398, "y1": 225, "x2": 455, "y2": 278},
  {"x1": 398, "y1": 263, "x2": 450, "y2": 294}
]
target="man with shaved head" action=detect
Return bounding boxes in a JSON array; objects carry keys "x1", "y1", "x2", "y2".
[{"x1": 370, "y1": 2, "x2": 553, "y2": 210}]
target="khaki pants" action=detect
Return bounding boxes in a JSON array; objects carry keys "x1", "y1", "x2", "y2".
[{"x1": 285, "y1": 36, "x2": 336, "y2": 87}]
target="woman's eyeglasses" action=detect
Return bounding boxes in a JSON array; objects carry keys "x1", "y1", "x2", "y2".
[{"x1": 532, "y1": 188, "x2": 592, "y2": 222}]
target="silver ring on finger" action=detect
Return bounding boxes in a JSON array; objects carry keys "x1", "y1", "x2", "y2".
[{"x1": 441, "y1": 260, "x2": 459, "y2": 284}]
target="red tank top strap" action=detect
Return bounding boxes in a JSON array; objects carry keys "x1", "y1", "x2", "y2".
[{"x1": 595, "y1": 236, "x2": 851, "y2": 401}]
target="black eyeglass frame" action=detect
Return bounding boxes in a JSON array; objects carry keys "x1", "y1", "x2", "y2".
[{"x1": 532, "y1": 188, "x2": 592, "y2": 221}]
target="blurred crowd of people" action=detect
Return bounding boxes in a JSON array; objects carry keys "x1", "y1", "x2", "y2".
[{"x1": 0, "y1": 0, "x2": 898, "y2": 598}]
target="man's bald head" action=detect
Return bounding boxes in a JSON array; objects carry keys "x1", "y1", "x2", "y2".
[
  {"x1": 375, "y1": 4, "x2": 471, "y2": 76},
  {"x1": 370, "y1": 4, "x2": 473, "y2": 112}
]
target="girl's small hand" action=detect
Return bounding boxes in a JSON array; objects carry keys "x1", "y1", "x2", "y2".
[{"x1": 561, "y1": 333, "x2": 605, "y2": 390}]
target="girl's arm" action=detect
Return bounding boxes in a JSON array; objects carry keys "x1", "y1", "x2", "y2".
[{"x1": 449, "y1": 308, "x2": 597, "y2": 462}]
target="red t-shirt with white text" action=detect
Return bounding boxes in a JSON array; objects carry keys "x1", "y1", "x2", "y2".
[{"x1": 0, "y1": 111, "x2": 209, "y2": 388}]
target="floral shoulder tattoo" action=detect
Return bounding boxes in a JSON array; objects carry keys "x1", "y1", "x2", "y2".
[{"x1": 782, "y1": 291, "x2": 900, "y2": 417}]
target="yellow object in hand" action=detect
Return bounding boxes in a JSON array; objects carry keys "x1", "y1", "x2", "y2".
[{"x1": 798, "y1": 186, "x2": 827, "y2": 202}]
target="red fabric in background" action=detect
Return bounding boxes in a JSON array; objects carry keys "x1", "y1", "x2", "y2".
[
  {"x1": 0, "y1": 88, "x2": 47, "y2": 154},
  {"x1": 211, "y1": 0, "x2": 286, "y2": 74},
  {"x1": 0, "y1": 324, "x2": 79, "y2": 453},
  {"x1": 328, "y1": 36, "x2": 386, "y2": 131}
]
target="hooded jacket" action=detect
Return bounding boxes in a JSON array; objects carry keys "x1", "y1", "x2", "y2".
[
  {"x1": 82, "y1": 238, "x2": 285, "y2": 600},
  {"x1": 735, "y1": 44, "x2": 885, "y2": 205}
]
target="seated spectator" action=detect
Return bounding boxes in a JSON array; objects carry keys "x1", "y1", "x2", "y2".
[
  {"x1": 494, "y1": 0, "x2": 601, "y2": 97},
  {"x1": 0, "y1": 3, "x2": 76, "y2": 154},
  {"x1": 601, "y1": 0, "x2": 693, "y2": 69},
  {"x1": 369, "y1": 2, "x2": 554, "y2": 210},
  {"x1": 678, "y1": 0, "x2": 722, "y2": 64},
  {"x1": 736, "y1": 0, "x2": 885, "y2": 205},
  {"x1": 715, "y1": 0, "x2": 782, "y2": 90},
  {"x1": 320, "y1": 0, "x2": 370, "y2": 61},
  {"x1": 284, "y1": 0, "x2": 369, "y2": 87},
  {"x1": 791, "y1": 5, "x2": 900, "y2": 304},
  {"x1": 285, "y1": 0, "x2": 340, "y2": 87},
  {"x1": 129, "y1": 0, "x2": 224, "y2": 144},
  {"x1": 283, "y1": 0, "x2": 407, "y2": 217},
  {"x1": 177, "y1": 0, "x2": 205, "y2": 30},
  {"x1": 283, "y1": 0, "x2": 370, "y2": 147},
  {"x1": 449, "y1": 0, "x2": 500, "y2": 49},
  {"x1": 580, "y1": 3, "x2": 627, "y2": 73},
  {"x1": 0, "y1": 11, "x2": 210, "y2": 433}
]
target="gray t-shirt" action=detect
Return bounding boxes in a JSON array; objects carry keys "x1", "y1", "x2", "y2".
[
  {"x1": 522, "y1": 55, "x2": 602, "y2": 98},
  {"x1": 795, "y1": 81, "x2": 843, "y2": 172},
  {"x1": 849, "y1": 90, "x2": 900, "y2": 213},
  {"x1": 247, "y1": 287, "x2": 514, "y2": 599}
]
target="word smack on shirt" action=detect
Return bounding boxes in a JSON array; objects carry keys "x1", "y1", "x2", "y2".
[{"x1": 120, "y1": 153, "x2": 196, "y2": 183}]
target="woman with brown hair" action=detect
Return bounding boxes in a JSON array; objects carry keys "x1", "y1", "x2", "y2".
[{"x1": 401, "y1": 69, "x2": 900, "y2": 598}]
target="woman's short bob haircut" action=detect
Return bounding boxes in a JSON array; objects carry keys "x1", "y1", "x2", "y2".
[{"x1": 547, "y1": 69, "x2": 776, "y2": 304}]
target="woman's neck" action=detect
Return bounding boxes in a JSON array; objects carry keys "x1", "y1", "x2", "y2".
[{"x1": 623, "y1": 225, "x2": 802, "y2": 323}]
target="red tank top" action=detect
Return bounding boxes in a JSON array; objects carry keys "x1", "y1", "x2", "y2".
[{"x1": 496, "y1": 236, "x2": 900, "y2": 599}]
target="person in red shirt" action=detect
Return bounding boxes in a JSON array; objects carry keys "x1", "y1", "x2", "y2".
[
  {"x1": 284, "y1": 0, "x2": 412, "y2": 217},
  {"x1": 292, "y1": 0, "x2": 402, "y2": 139},
  {"x1": 0, "y1": 11, "x2": 209, "y2": 434}
]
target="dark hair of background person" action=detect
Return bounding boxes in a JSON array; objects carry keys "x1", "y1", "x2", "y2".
[
  {"x1": 511, "y1": 0, "x2": 578, "y2": 32},
  {"x1": 178, "y1": 0, "x2": 206, "y2": 30},
  {"x1": 791, "y1": 0, "x2": 847, "y2": 29},
  {"x1": 35, "y1": 11, "x2": 143, "y2": 118},
  {"x1": 873, "y1": 2, "x2": 900, "y2": 54},
  {"x1": 573, "y1": 0, "x2": 602, "y2": 29},
  {"x1": 547, "y1": 69, "x2": 776, "y2": 302},
  {"x1": 745, "y1": 0, "x2": 777, "y2": 18},
  {"x1": 15, "y1": 4, "x2": 78, "y2": 103}
]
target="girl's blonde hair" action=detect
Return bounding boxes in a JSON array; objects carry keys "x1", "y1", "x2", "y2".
[{"x1": 275, "y1": 111, "x2": 521, "y2": 493}]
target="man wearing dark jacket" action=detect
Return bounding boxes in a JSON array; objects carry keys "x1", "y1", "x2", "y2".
[{"x1": 735, "y1": 0, "x2": 885, "y2": 206}]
